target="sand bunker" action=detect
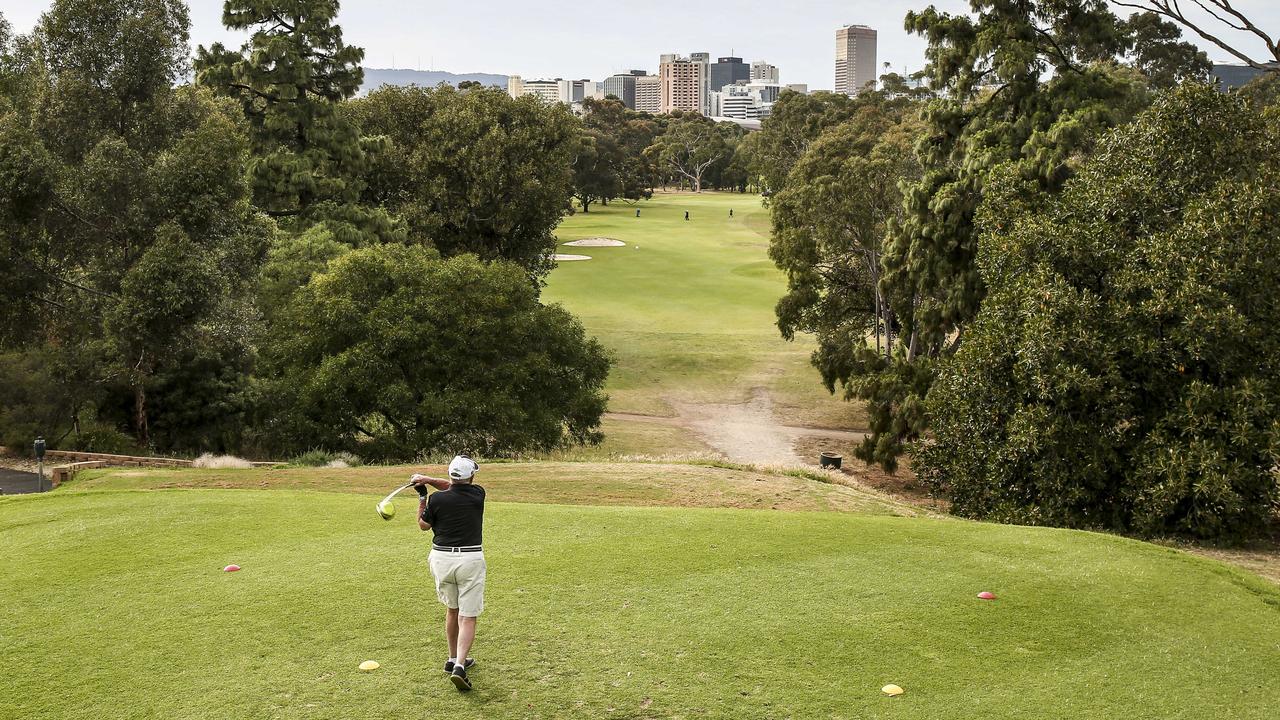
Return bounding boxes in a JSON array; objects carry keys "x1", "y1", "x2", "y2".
[
  {"x1": 563, "y1": 237, "x2": 626, "y2": 247},
  {"x1": 554, "y1": 254, "x2": 592, "y2": 261}
]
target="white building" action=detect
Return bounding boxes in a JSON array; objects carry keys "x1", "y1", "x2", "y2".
[
  {"x1": 785, "y1": 83, "x2": 809, "y2": 95},
  {"x1": 710, "y1": 82, "x2": 782, "y2": 120},
  {"x1": 507, "y1": 75, "x2": 562, "y2": 104},
  {"x1": 750, "y1": 60, "x2": 779, "y2": 84},
  {"x1": 635, "y1": 74, "x2": 661, "y2": 113}
]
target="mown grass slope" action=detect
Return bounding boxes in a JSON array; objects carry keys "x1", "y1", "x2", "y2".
[
  {"x1": 3, "y1": 468, "x2": 1278, "y2": 719},
  {"x1": 545, "y1": 192, "x2": 858, "y2": 432}
]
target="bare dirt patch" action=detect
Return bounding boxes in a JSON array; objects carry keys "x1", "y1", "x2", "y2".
[{"x1": 563, "y1": 237, "x2": 626, "y2": 247}]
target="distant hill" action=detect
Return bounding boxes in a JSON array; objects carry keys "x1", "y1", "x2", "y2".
[{"x1": 359, "y1": 68, "x2": 508, "y2": 94}]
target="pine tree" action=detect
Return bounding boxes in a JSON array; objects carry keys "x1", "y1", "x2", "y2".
[{"x1": 195, "y1": 1, "x2": 388, "y2": 241}]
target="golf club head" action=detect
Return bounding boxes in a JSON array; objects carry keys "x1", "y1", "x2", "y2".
[{"x1": 376, "y1": 499, "x2": 395, "y2": 521}]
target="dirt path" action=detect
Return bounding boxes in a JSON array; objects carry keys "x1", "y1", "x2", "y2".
[{"x1": 606, "y1": 387, "x2": 866, "y2": 466}]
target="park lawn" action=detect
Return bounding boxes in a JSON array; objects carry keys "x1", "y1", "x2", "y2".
[
  {"x1": 4, "y1": 481, "x2": 1280, "y2": 719},
  {"x1": 545, "y1": 192, "x2": 857, "y2": 432}
]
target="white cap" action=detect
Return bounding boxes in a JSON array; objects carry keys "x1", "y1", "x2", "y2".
[{"x1": 448, "y1": 455, "x2": 479, "y2": 480}]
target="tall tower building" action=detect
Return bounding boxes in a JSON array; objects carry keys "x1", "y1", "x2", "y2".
[
  {"x1": 751, "y1": 60, "x2": 780, "y2": 84},
  {"x1": 659, "y1": 53, "x2": 710, "y2": 114},
  {"x1": 835, "y1": 24, "x2": 877, "y2": 95},
  {"x1": 635, "y1": 74, "x2": 661, "y2": 113}
]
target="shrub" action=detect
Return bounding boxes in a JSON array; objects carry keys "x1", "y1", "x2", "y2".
[{"x1": 290, "y1": 450, "x2": 364, "y2": 468}]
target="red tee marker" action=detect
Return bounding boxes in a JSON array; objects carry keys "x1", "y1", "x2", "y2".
[
  {"x1": 977, "y1": 591, "x2": 996, "y2": 600},
  {"x1": 223, "y1": 564, "x2": 241, "y2": 572}
]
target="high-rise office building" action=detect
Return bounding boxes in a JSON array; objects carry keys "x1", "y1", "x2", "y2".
[
  {"x1": 603, "y1": 70, "x2": 649, "y2": 109},
  {"x1": 711, "y1": 56, "x2": 751, "y2": 94},
  {"x1": 659, "y1": 53, "x2": 710, "y2": 114},
  {"x1": 751, "y1": 60, "x2": 779, "y2": 84},
  {"x1": 635, "y1": 74, "x2": 661, "y2": 113},
  {"x1": 835, "y1": 24, "x2": 877, "y2": 95}
]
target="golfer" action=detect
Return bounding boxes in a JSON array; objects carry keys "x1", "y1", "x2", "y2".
[{"x1": 412, "y1": 454, "x2": 486, "y2": 692}]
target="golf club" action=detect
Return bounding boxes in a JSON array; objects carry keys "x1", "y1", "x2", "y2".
[{"x1": 375, "y1": 481, "x2": 417, "y2": 521}]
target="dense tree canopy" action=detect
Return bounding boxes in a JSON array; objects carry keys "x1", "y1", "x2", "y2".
[
  {"x1": 257, "y1": 246, "x2": 611, "y2": 459},
  {"x1": 348, "y1": 83, "x2": 579, "y2": 280},
  {"x1": 918, "y1": 85, "x2": 1280, "y2": 540},
  {"x1": 0, "y1": 0, "x2": 613, "y2": 460},
  {"x1": 0, "y1": 0, "x2": 268, "y2": 449},
  {"x1": 803, "y1": 0, "x2": 1211, "y2": 469}
]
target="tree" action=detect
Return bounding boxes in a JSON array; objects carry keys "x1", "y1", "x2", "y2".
[
  {"x1": 1121, "y1": 11, "x2": 1212, "y2": 88},
  {"x1": 194, "y1": 0, "x2": 392, "y2": 244},
  {"x1": 0, "y1": 0, "x2": 267, "y2": 449},
  {"x1": 855, "y1": 0, "x2": 1194, "y2": 468},
  {"x1": 347, "y1": 84, "x2": 579, "y2": 280},
  {"x1": 645, "y1": 113, "x2": 729, "y2": 192},
  {"x1": 769, "y1": 108, "x2": 926, "y2": 471},
  {"x1": 257, "y1": 246, "x2": 611, "y2": 459},
  {"x1": 746, "y1": 90, "x2": 860, "y2": 196},
  {"x1": 28, "y1": 0, "x2": 191, "y2": 159},
  {"x1": 572, "y1": 129, "x2": 622, "y2": 213},
  {"x1": 580, "y1": 96, "x2": 658, "y2": 201},
  {"x1": 917, "y1": 85, "x2": 1280, "y2": 540},
  {"x1": 1112, "y1": 1, "x2": 1280, "y2": 72}
]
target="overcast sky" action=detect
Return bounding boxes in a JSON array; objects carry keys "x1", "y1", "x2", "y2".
[{"x1": 3, "y1": 1, "x2": 1278, "y2": 90}]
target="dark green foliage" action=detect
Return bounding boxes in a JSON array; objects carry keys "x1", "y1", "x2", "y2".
[
  {"x1": 1120, "y1": 11, "x2": 1211, "y2": 88},
  {"x1": 747, "y1": 90, "x2": 860, "y2": 195},
  {"x1": 572, "y1": 129, "x2": 621, "y2": 213},
  {"x1": 194, "y1": 0, "x2": 395, "y2": 244},
  {"x1": 571, "y1": 97, "x2": 660, "y2": 205},
  {"x1": 30, "y1": 0, "x2": 191, "y2": 159},
  {"x1": 768, "y1": 109, "x2": 926, "y2": 471},
  {"x1": 347, "y1": 84, "x2": 578, "y2": 279},
  {"x1": 257, "y1": 246, "x2": 611, "y2": 459},
  {"x1": 844, "y1": 1, "x2": 1210, "y2": 470},
  {"x1": 643, "y1": 113, "x2": 733, "y2": 193},
  {"x1": 0, "y1": 0, "x2": 267, "y2": 449},
  {"x1": 918, "y1": 85, "x2": 1280, "y2": 540}
]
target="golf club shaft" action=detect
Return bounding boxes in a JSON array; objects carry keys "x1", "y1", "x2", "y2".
[{"x1": 379, "y1": 482, "x2": 416, "y2": 505}]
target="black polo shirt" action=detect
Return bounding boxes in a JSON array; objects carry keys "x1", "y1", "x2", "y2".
[{"x1": 422, "y1": 484, "x2": 485, "y2": 547}]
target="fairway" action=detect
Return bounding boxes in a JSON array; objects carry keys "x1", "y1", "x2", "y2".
[
  {"x1": 545, "y1": 193, "x2": 861, "y2": 461},
  {"x1": 3, "y1": 471, "x2": 1279, "y2": 719}
]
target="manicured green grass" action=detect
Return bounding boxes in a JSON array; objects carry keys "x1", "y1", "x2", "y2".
[
  {"x1": 546, "y1": 192, "x2": 855, "y2": 430},
  {"x1": 4, "y1": 481, "x2": 1278, "y2": 719}
]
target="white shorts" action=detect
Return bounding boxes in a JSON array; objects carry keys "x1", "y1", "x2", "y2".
[{"x1": 428, "y1": 550, "x2": 487, "y2": 617}]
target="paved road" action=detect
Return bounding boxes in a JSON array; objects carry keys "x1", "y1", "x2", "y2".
[{"x1": 0, "y1": 468, "x2": 44, "y2": 495}]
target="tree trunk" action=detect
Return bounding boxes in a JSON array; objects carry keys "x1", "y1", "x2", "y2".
[{"x1": 134, "y1": 383, "x2": 150, "y2": 448}]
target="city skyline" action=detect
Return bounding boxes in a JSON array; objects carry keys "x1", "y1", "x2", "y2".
[{"x1": 4, "y1": 1, "x2": 1278, "y2": 91}]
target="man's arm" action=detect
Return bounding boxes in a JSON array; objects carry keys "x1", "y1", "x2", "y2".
[{"x1": 411, "y1": 473, "x2": 451, "y2": 491}]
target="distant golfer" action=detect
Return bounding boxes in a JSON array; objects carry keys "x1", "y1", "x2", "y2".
[
  {"x1": 685, "y1": 211, "x2": 690, "y2": 221},
  {"x1": 412, "y1": 455, "x2": 485, "y2": 692}
]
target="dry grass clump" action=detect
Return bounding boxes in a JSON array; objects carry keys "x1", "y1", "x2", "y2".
[{"x1": 192, "y1": 454, "x2": 253, "y2": 469}]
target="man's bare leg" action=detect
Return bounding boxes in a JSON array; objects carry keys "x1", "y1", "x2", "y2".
[
  {"x1": 455, "y1": 616, "x2": 477, "y2": 665},
  {"x1": 446, "y1": 608, "x2": 460, "y2": 660}
]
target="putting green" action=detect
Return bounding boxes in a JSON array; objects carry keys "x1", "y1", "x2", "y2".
[
  {"x1": 3, "y1": 483, "x2": 1278, "y2": 719},
  {"x1": 545, "y1": 192, "x2": 858, "y2": 435}
]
